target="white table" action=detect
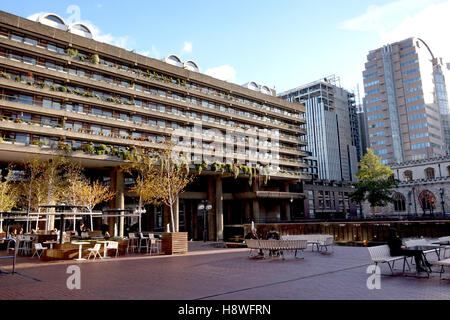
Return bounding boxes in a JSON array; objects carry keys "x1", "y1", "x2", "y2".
[
  {"x1": 43, "y1": 241, "x2": 58, "y2": 249},
  {"x1": 72, "y1": 241, "x2": 90, "y2": 261},
  {"x1": 96, "y1": 241, "x2": 110, "y2": 259}
]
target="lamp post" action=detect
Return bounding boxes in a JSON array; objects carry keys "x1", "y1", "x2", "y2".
[
  {"x1": 134, "y1": 207, "x2": 146, "y2": 233},
  {"x1": 439, "y1": 188, "x2": 445, "y2": 218},
  {"x1": 198, "y1": 200, "x2": 212, "y2": 242}
]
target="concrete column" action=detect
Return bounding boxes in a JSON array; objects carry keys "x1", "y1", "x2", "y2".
[
  {"x1": 215, "y1": 177, "x2": 223, "y2": 241},
  {"x1": 108, "y1": 169, "x2": 117, "y2": 236},
  {"x1": 252, "y1": 181, "x2": 260, "y2": 221},
  {"x1": 115, "y1": 169, "x2": 125, "y2": 237},
  {"x1": 207, "y1": 177, "x2": 215, "y2": 241},
  {"x1": 283, "y1": 201, "x2": 291, "y2": 221},
  {"x1": 244, "y1": 201, "x2": 251, "y2": 222}
]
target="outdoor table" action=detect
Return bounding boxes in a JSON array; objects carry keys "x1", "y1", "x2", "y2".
[
  {"x1": 431, "y1": 241, "x2": 450, "y2": 246},
  {"x1": 403, "y1": 245, "x2": 439, "y2": 276},
  {"x1": 43, "y1": 241, "x2": 58, "y2": 249},
  {"x1": 96, "y1": 240, "x2": 110, "y2": 259},
  {"x1": 71, "y1": 241, "x2": 90, "y2": 261}
]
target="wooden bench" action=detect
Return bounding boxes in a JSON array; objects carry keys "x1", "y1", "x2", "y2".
[
  {"x1": 367, "y1": 245, "x2": 410, "y2": 275},
  {"x1": 245, "y1": 239, "x2": 308, "y2": 260}
]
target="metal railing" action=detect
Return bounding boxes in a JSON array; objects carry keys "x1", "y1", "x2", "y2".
[{"x1": 0, "y1": 238, "x2": 17, "y2": 274}]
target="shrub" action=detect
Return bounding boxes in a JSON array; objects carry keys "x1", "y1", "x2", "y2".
[
  {"x1": 82, "y1": 144, "x2": 95, "y2": 154},
  {"x1": 91, "y1": 54, "x2": 100, "y2": 65},
  {"x1": 57, "y1": 86, "x2": 67, "y2": 93},
  {"x1": 66, "y1": 48, "x2": 78, "y2": 57}
]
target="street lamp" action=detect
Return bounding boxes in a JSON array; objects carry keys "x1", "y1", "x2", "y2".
[
  {"x1": 198, "y1": 200, "x2": 212, "y2": 242},
  {"x1": 134, "y1": 207, "x2": 146, "y2": 233},
  {"x1": 439, "y1": 188, "x2": 445, "y2": 218}
]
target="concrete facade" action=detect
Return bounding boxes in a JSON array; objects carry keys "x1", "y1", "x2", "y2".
[{"x1": 0, "y1": 10, "x2": 308, "y2": 241}]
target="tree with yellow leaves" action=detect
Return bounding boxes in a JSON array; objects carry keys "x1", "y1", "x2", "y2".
[
  {"x1": 126, "y1": 143, "x2": 193, "y2": 232},
  {"x1": 0, "y1": 171, "x2": 19, "y2": 213}
]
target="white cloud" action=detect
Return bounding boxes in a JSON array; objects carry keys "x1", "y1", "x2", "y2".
[
  {"x1": 338, "y1": 0, "x2": 450, "y2": 97},
  {"x1": 204, "y1": 65, "x2": 237, "y2": 83},
  {"x1": 339, "y1": 0, "x2": 438, "y2": 33},
  {"x1": 182, "y1": 41, "x2": 193, "y2": 54}
]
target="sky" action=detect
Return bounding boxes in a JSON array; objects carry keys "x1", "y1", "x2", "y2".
[{"x1": 2, "y1": 0, "x2": 449, "y2": 101}]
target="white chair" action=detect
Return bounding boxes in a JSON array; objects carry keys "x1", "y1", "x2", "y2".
[
  {"x1": 139, "y1": 232, "x2": 150, "y2": 253},
  {"x1": 17, "y1": 235, "x2": 27, "y2": 255},
  {"x1": 318, "y1": 236, "x2": 334, "y2": 254},
  {"x1": 106, "y1": 241, "x2": 119, "y2": 258},
  {"x1": 31, "y1": 243, "x2": 47, "y2": 259},
  {"x1": 438, "y1": 236, "x2": 450, "y2": 259},
  {"x1": 81, "y1": 232, "x2": 89, "y2": 239},
  {"x1": 127, "y1": 233, "x2": 138, "y2": 253},
  {"x1": 87, "y1": 244, "x2": 102, "y2": 260},
  {"x1": 432, "y1": 258, "x2": 450, "y2": 279},
  {"x1": 149, "y1": 234, "x2": 161, "y2": 254}
]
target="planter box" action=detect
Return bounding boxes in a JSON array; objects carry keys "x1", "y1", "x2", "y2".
[{"x1": 161, "y1": 232, "x2": 188, "y2": 255}]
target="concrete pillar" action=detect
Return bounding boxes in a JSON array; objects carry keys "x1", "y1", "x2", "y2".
[
  {"x1": 207, "y1": 177, "x2": 215, "y2": 241},
  {"x1": 252, "y1": 182, "x2": 260, "y2": 222},
  {"x1": 283, "y1": 201, "x2": 291, "y2": 221},
  {"x1": 108, "y1": 169, "x2": 117, "y2": 236},
  {"x1": 115, "y1": 169, "x2": 125, "y2": 237},
  {"x1": 244, "y1": 201, "x2": 251, "y2": 222},
  {"x1": 215, "y1": 177, "x2": 223, "y2": 241}
]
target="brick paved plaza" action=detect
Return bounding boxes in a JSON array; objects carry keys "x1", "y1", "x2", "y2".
[{"x1": 0, "y1": 243, "x2": 449, "y2": 300}]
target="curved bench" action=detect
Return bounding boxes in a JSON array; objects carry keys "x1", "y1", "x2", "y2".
[
  {"x1": 367, "y1": 245, "x2": 410, "y2": 275},
  {"x1": 282, "y1": 234, "x2": 334, "y2": 253},
  {"x1": 245, "y1": 239, "x2": 308, "y2": 260}
]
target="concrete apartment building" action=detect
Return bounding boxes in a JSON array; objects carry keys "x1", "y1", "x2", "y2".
[
  {"x1": 278, "y1": 76, "x2": 360, "y2": 182},
  {"x1": 0, "y1": 11, "x2": 309, "y2": 240},
  {"x1": 362, "y1": 37, "x2": 449, "y2": 165}
]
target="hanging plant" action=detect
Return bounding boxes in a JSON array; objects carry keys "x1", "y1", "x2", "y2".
[
  {"x1": 233, "y1": 165, "x2": 239, "y2": 179},
  {"x1": 91, "y1": 54, "x2": 100, "y2": 65}
]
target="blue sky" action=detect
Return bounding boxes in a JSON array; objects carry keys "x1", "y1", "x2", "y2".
[{"x1": 2, "y1": 0, "x2": 449, "y2": 99}]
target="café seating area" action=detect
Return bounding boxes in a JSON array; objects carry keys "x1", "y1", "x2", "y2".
[{"x1": 1, "y1": 230, "x2": 163, "y2": 262}]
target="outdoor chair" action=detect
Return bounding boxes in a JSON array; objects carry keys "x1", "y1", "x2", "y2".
[
  {"x1": 31, "y1": 243, "x2": 47, "y2": 259},
  {"x1": 87, "y1": 244, "x2": 102, "y2": 260},
  {"x1": 432, "y1": 258, "x2": 450, "y2": 279},
  {"x1": 148, "y1": 234, "x2": 161, "y2": 254},
  {"x1": 438, "y1": 236, "x2": 450, "y2": 259},
  {"x1": 106, "y1": 241, "x2": 119, "y2": 258},
  {"x1": 367, "y1": 245, "x2": 410, "y2": 275},
  {"x1": 139, "y1": 232, "x2": 150, "y2": 253},
  {"x1": 127, "y1": 233, "x2": 138, "y2": 253},
  {"x1": 317, "y1": 236, "x2": 334, "y2": 253},
  {"x1": 17, "y1": 235, "x2": 27, "y2": 255}
]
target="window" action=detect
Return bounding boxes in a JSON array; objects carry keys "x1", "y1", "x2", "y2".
[
  {"x1": 393, "y1": 193, "x2": 406, "y2": 212},
  {"x1": 403, "y1": 170, "x2": 413, "y2": 182},
  {"x1": 424, "y1": 167, "x2": 435, "y2": 179}
]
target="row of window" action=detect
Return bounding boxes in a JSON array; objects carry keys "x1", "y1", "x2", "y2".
[
  {"x1": 0, "y1": 27, "x2": 301, "y2": 119},
  {"x1": 1, "y1": 69, "x2": 304, "y2": 142},
  {"x1": 0, "y1": 49, "x2": 300, "y2": 131}
]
